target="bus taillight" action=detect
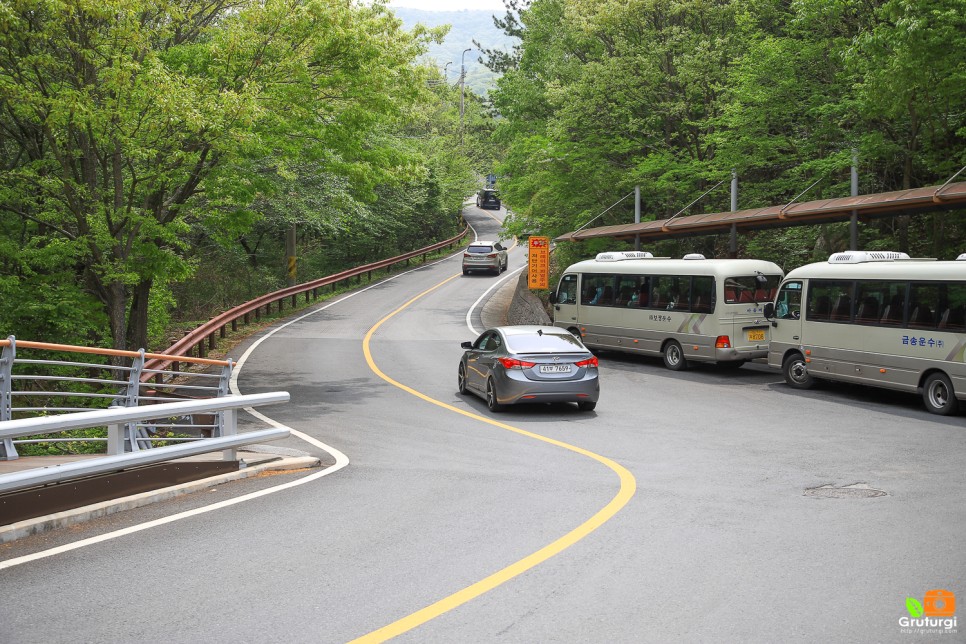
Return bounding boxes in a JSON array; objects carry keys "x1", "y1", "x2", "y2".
[{"x1": 715, "y1": 335, "x2": 732, "y2": 349}]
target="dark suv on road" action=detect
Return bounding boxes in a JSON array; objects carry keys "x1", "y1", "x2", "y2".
[{"x1": 476, "y1": 189, "x2": 501, "y2": 210}]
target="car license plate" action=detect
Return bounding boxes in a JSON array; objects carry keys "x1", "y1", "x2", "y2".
[
  {"x1": 539, "y1": 364, "x2": 572, "y2": 374},
  {"x1": 747, "y1": 329, "x2": 766, "y2": 342}
]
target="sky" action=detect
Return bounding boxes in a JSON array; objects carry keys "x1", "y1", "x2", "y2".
[{"x1": 388, "y1": 0, "x2": 506, "y2": 9}]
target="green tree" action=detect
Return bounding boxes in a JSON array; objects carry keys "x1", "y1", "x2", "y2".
[{"x1": 0, "y1": 0, "x2": 436, "y2": 352}]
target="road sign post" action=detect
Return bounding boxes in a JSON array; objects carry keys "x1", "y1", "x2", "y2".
[{"x1": 528, "y1": 237, "x2": 550, "y2": 290}]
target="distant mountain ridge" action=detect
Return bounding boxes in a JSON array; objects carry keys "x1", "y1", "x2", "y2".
[{"x1": 391, "y1": 7, "x2": 518, "y2": 95}]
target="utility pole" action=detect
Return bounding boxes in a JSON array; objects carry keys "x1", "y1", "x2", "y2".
[
  {"x1": 286, "y1": 224, "x2": 296, "y2": 287},
  {"x1": 460, "y1": 48, "x2": 471, "y2": 145},
  {"x1": 850, "y1": 149, "x2": 859, "y2": 250},
  {"x1": 634, "y1": 185, "x2": 641, "y2": 252},
  {"x1": 729, "y1": 169, "x2": 738, "y2": 258}
]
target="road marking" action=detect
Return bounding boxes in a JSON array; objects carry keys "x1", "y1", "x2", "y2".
[
  {"x1": 353, "y1": 276, "x2": 637, "y2": 643},
  {"x1": 464, "y1": 265, "x2": 525, "y2": 337},
  {"x1": 0, "y1": 238, "x2": 473, "y2": 570}
]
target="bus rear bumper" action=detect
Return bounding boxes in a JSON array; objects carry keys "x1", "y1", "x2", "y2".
[{"x1": 715, "y1": 347, "x2": 769, "y2": 362}]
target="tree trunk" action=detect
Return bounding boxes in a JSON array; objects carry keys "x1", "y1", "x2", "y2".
[
  {"x1": 106, "y1": 281, "x2": 128, "y2": 364},
  {"x1": 126, "y1": 278, "x2": 153, "y2": 352}
]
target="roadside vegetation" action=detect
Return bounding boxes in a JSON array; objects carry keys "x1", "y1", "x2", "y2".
[
  {"x1": 0, "y1": 0, "x2": 499, "y2": 352},
  {"x1": 3, "y1": 0, "x2": 965, "y2": 355},
  {"x1": 481, "y1": 0, "x2": 966, "y2": 276}
]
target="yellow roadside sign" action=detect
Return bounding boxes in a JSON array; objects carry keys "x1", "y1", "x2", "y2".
[{"x1": 528, "y1": 236, "x2": 550, "y2": 290}]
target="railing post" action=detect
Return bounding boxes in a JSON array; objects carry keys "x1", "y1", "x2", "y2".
[
  {"x1": 1, "y1": 336, "x2": 18, "y2": 460},
  {"x1": 221, "y1": 408, "x2": 237, "y2": 461},
  {"x1": 107, "y1": 423, "x2": 124, "y2": 455},
  {"x1": 121, "y1": 350, "x2": 146, "y2": 452},
  {"x1": 214, "y1": 360, "x2": 233, "y2": 438}
]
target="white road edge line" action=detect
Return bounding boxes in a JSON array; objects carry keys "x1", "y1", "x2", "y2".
[
  {"x1": 465, "y1": 265, "x2": 526, "y2": 337},
  {"x1": 0, "y1": 221, "x2": 483, "y2": 571}
]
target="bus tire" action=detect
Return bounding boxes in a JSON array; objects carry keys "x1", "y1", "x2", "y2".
[
  {"x1": 922, "y1": 372, "x2": 959, "y2": 416},
  {"x1": 567, "y1": 327, "x2": 582, "y2": 339},
  {"x1": 782, "y1": 353, "x2": 814, "y2": 389},
  {"x1": 663, "y1": 341, "x2": 687, "y2": 371}
]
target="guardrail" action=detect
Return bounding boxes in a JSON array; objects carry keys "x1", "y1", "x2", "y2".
[
  {"x1": 142, "y1": 225, "x2": 470, "y2": 379},
  {"x1": 0, "y1": 337, "x2": 234, "y2": 460},
  {"x1": 0, "y1": 392, "x2": 290, "y2": 495}
]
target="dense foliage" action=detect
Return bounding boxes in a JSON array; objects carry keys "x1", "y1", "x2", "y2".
[
  {"x1": 485, "y1": 0, "x2": 966, "y2": 271},
  {"x1": 0, "y1": 0, "x2": 494, "y2": 351}
]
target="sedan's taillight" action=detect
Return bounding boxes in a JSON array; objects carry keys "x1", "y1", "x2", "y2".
[
  {"x1": 498, "y1": 357, "x2": 536, "y2": 369},
  {"x1": 487, "y1": 253, "x2": 497, "y2": 258},
  {"x1": 574, "y1": 356, "x2": 599, "y2": 368}
]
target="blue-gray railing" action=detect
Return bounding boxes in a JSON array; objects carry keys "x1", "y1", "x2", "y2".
[
  {"x1": 0, "y1": 392, "x2": 290, "y2": 494},
  {"x1": 0, "y1": 337, "x2": 235, "y2": 460}
]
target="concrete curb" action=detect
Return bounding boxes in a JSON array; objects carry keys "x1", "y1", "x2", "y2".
[{"x1": 1, "y1": 451, "x2": 321, "y2": 543}]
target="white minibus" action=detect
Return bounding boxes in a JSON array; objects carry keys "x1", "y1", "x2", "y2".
[
  {"x1": 550, "y1": 252, "x2": 784, "y2": 370},
  {"x1": 764, "y1": 250, "x2": 966, "y2": 415}
]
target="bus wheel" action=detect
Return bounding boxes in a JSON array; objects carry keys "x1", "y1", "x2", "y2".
[
  {"x1": 663, "y1": 341, "x2": 688, "y2": 371},
  {"x1": 782, "y1": 353, "x2": 814, "y2": 389},
  {"x1": 922, "y1": 372, "x2": 959, "y2": 416},
  {"x1": 567, "y1": 327, "x2": 581, "y2": 339}
]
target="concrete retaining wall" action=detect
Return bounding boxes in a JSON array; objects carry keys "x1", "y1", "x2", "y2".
[{"x1": 506, "y1": 270, "x2": 552, "y2": 326}]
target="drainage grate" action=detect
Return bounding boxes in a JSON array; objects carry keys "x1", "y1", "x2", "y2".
[{"x1": 804, "y1": 483, "x2": 888, "y2": 499}]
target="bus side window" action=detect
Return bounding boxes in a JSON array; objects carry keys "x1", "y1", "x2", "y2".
[
  {"x1": 775, "y1": 281, "x2": 802, "y2": 319},
  {"x1": 557, "y1": 274, "x2": 578, "y2": 305},
  {"x1": 808, "y1": 280, "x2": 853, "y2": 322},
  {"x1": 943, "y1": 283, "x2": 966, "y2": 332},
  {"x1": 909, "y1": 283, "x2": 940, "y2": 329},
  {"x1": 692, "y1": 276, "x2": 714, "y2": 313}
]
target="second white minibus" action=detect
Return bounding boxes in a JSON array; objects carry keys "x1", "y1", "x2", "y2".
[
  {"x1": 764, "y1": 250, "x2": 966, "y2": 415},
  {"x1": 550, "y1": 252, "x2": 784, "y2": 370}
]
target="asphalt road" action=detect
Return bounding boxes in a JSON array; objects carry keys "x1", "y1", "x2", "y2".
[{"x1": 1, "y1": 205, "x2": 964, "y2": 643}]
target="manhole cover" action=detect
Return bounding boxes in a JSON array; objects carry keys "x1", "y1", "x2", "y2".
[{"x1": 804, "y1": 484, "x2": 888, "y2": 499}]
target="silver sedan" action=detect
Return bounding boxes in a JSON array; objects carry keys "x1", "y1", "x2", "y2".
[{"x1": 458, "y1": 326, "x2": 600, "y2": 412}]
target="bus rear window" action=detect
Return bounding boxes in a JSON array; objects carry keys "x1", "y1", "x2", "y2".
[{"x1": 723, "y1": 275, "x2": 781, "y2": 304}]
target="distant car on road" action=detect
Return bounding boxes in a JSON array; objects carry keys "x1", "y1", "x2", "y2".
[
  {"x1": 476, "y1": 188, "x2": 501, "y2": 210},
  {"x1": 462, "y1": 240, "x2": 508, "y2": 275},
  {"x1": 458, "y1": 326, "x2": 600, "y2": 412}
]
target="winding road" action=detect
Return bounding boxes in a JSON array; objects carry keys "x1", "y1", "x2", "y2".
[{"x1": 2, "y1": 205, "x2": 964, "y2": 643}]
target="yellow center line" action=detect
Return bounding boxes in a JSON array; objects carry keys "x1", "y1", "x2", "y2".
[{"x1": 352, "y1": 272, "x2": 636, "y2": 643}]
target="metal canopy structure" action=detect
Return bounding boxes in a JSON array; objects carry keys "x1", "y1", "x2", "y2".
[{"x1": 555, "y1": 180, "x2": 966, "y2": 243}]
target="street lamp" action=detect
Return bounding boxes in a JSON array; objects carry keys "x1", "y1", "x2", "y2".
[{"x1": 443, "y1": 61, "x2": 452, "y2": 82}]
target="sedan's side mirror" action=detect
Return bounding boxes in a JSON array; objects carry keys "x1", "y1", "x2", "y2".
[{"x1": 461, "y1": 341, "x2": 473, "y2": 349}]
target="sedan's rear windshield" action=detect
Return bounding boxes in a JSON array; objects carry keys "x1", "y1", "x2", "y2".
[
  {"x1": 506, "y1": 332, "x2": 585, "y2": 353},
  {"x1": 467, "y1": 245, "x2": 494, "y2": 254}
]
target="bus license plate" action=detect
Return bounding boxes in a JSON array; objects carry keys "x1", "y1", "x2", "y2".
[
  {"x1": 539, "y1": 364, "x2": 572, "y2": 374},
  {"x1": 746, "y1": 329, "x2": 766, "y2": 342}
]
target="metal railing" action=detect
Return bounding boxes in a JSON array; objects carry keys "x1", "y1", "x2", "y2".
[
  {"x1": 0, "y1": 337, "x2": 233, "y2": 460},
  {"x1": 0, "y1": 225, "x2": 470, "y2": 461},
  {"x1": 142, "y1": 225, "x2": 470, "y2": 377},
  {"x1": 0, "y1": 392, "x2": 290, "y2": 494}
]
